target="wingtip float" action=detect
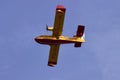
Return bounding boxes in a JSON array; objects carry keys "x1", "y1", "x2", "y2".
[{"x1": 35, "y1": 5, "x2": 85, "y2": 67}]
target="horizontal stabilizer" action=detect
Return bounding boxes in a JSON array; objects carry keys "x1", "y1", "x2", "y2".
[
  {"x1": 76, "y1": 25, "x2": 85, "y2": 37},
  {"x1": 74, "y1": 42, "x2": 82, "y2": 47},
  {"x1": 74, "y1": 25, "x2": 85, "y2": 47}
]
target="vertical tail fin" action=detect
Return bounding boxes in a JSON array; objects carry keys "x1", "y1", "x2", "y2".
[{"x1": 74, "y1": 25, "x2": 85, "y2": 47}]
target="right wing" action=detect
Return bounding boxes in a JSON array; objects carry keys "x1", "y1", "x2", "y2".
[{"x1": 48, "y1": 45, "x2": 60, "y2": 67}]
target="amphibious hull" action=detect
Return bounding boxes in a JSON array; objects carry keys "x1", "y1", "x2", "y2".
[{"x1": 35, "y1": 35, "x2": 85, "y2": 45}]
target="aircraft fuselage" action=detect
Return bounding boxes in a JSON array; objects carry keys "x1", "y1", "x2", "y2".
[{"x1": 35, "y1": 35, "x2": 85, "y2": 45}]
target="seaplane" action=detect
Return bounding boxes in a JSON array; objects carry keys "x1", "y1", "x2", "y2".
[{"x1": 34, "y1": 5, "x2": 85, "y2": 67}]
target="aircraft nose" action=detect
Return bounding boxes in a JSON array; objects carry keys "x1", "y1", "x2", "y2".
[{"x1": 34, "y1": 37, "x2": 40, "y2": 43}]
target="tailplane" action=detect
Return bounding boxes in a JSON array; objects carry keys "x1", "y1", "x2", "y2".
[
  {"x1": 74, "y1": 25, "x2": 85, "y2": 47},
  {"x1": 74, "y1": 42, "x2": 82, "y2": 47}
]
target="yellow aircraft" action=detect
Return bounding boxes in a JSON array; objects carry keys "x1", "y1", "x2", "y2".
[{"x1": 35, "y1": 5, "x2": 85, "y2": 67}]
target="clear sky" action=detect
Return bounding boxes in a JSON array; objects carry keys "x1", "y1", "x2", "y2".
[{"x1": 0, "y1": 0, "x2": 120, "y2": 80}]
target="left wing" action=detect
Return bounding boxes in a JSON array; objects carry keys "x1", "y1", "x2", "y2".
[
  {"x1": 52, "y1": 5, "x2": 66, "y2": 37},
  {"x1": 48, "y1": 45, "x2": 60, "y2": 67}
]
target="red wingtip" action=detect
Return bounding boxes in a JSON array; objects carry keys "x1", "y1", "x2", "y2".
[
  {"x1": 56, "y1": 5, "x2": 66, "y2": 12},
  {"x1": 56, "y1": 5, "x2": 65, "y2": 8}
]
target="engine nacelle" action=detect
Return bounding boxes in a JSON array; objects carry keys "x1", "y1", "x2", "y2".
[{"x1": 46, "y1": 25, "x2": 54, "y2": 31}]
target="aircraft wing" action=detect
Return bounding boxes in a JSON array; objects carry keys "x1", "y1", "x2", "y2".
[
  {"x1": 48, "y1": 6, "x2": 66, "y2": 67},
  {"x1": 48, "y1": 45, "x2": 60, "y2": 67},
  {"x1": 52, "y1": 5, "x2": 66, "y2": 37}
]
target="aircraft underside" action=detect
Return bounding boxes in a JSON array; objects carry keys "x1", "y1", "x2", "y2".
[
  {"x1": 35, "y1": 35, "x2": 85, "y2": 45},
  {"x1": 34, "y1": 5, "x2": 85, "y2": 67}
]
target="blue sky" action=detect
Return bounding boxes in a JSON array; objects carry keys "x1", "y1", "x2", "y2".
[{"x1": 0, "y1": 0, "x2": 120, "y2": 80}]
